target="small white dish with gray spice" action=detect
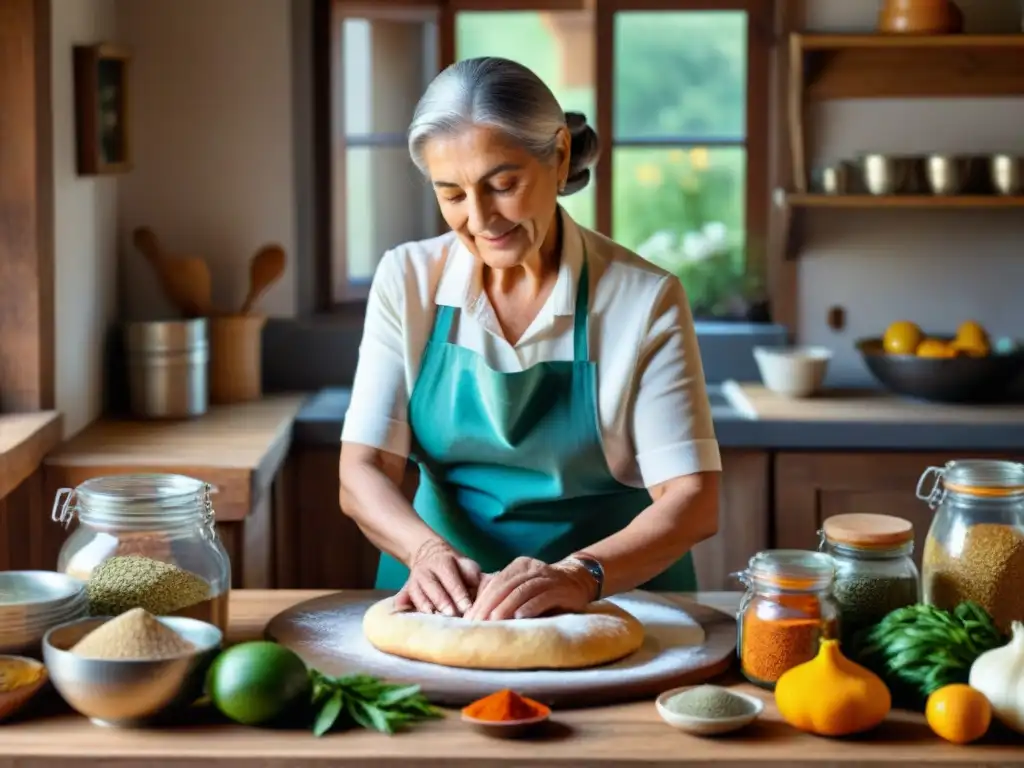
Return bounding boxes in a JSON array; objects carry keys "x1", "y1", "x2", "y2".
[{"x1": 655, "y1": 684, "x2": 764, "y2": 736}]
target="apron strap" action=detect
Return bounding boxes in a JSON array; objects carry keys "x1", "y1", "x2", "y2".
[
  {"x1": 573, "y1": 246, "x2": 590, "y2": 362},
  {"x1": 430, "y1": 304, "x2": 456, "y2": 344}
]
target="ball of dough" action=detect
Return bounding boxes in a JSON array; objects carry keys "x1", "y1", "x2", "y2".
[{"x1": 362, "y1": 596, "x2": 645, "y2": 670}]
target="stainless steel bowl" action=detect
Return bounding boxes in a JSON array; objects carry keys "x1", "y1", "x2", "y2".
[
  {"x1": 860, "y1": 154, "x2": 922, "y2": 195},
  {"x1": 0, "y1": 572, "x2": 89, "y2": 656},
  {"x1": 43, "y1": 615, "x2": 222, "y2": 727},
  {"x1": 812, "y1": 161, "x2": 852, "y2": 194},
  {"x1": 925, "y1": 155, "x2": 979, "y2": 196},
  {"x1": 991, "y1": 154, "x2": 1024, "y2": 195}
]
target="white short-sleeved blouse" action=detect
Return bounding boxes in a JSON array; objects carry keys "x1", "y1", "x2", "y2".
[{"x1": 340, "y1": 212, "x2": 722, "y2": 489}]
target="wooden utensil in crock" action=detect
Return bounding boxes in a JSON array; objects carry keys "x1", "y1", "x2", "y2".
[{"x1": 878, "y1": 0, "x2": 964, "y2": 34}]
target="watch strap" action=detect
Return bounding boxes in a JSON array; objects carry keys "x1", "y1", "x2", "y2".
[{"x1": 565, "y1": 554, "x2": 604, "y2": 601}]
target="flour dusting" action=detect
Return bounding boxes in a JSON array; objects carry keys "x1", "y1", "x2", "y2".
[{"x1": 281, "y1": 591, "x2": 711, "y2": 695}]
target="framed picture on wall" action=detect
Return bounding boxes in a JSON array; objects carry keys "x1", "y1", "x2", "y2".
[{"x1": 73, "y1": 44, "x2": 132, "y2": 176}]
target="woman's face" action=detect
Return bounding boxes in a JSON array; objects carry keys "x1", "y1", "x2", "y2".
[{"x1": 422, "y1": 124, "x2": 570, "y2": 270}]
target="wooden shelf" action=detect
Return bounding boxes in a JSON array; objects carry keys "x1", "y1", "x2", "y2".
[
  {"x1": 785, "y1": 193, "x2": 1024, "y2": 209},
  {"x1": 793, "y1": 33, "x2": 1024, "y2": 101},
  {"x1": 799, "y1": 33, "x2": 1024, "y2": 50},
  {"x1": 776, "y1": 192, "x2": 1024, "y2": 260}
]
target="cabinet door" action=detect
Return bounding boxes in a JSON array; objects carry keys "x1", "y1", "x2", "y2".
[
  {"x1": 692, "y1": 450, "x2": 770, "y2": 591},
  {"x1": 775, "y1": 451, "x2": 1023, "y2": 572}
]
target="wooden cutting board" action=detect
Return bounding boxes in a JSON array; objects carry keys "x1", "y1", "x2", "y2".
[
  {"x1": 722, "y1": 380, "x2": 1024, "y2": 423},
  {"x1": 265, "y1": 590, "x2": 736, "y2": 709}
]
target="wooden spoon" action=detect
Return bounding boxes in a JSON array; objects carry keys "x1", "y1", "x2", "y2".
[
  {"x1": 133, "y1": 226, "x2": 214, "y2": 318},
  {"x1": 239, "y1": 244, "x2": 286, "y2": 314}
]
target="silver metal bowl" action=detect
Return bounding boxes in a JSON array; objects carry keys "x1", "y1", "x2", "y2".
[
  {"x1": 0, "y1": 572, "x2": 89, "y2": 656},
  {"x1": 42, "y1": 615, "x2": 223, "y2": 727},
  {"x1": 859, "y1": 154, "x2": 923, "y2": 195},
  {"x1": 991, "y1": 154, "x2": 1024, "y2": 195},
  {"x1": 925, "y1": 154, "x2": 981, "y2": 196}
]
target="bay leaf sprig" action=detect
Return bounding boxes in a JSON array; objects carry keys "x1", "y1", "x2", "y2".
[{"x1": 310, "y1": 670, "x2": 442, "y2": 737}]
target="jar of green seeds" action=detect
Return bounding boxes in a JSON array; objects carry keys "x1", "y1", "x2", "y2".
[
  {"x1": 819, "y1": 513, "x2": 920, "y2": 647},
  {"x1": 51, "y1": 473, "x2": 231, "y2": 632}
]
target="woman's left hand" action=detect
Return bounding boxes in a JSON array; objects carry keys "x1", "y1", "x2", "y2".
[{"x1": 463, "y1": 557, "x2": 596, "y2": 621}]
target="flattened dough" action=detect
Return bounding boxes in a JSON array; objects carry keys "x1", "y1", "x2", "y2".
[{"x1": 362, "y1": 596, "x2": 646, "y2": 670}]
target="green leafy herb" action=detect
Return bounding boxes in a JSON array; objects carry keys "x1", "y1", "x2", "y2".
[
  {"x1": 309, "y1": 671, "x2": 442, "y2": 737},
  {"x1": 852, "y1": 601, "x2": 1007, "y2": 709}
]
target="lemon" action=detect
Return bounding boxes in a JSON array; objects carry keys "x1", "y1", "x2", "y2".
[
  {"x1": 925, "y1": 684, "x2": 991, "y2": 745},
  {"x1": 206, "y1": 641, "x2": 312, "y2": 726},
  {"x1": 916, "y1": 339, "x2": 955, "y2": 359},
  {"x1": 883, "y1": 321, "x2": 923, "y2": 355},
  {"x1": 955, "y1": 320, "x2": 989, "y2": 346}
]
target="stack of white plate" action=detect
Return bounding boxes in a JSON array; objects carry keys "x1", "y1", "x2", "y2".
[{"x1": 0, "y1": 571, "x2": 88, "y2": 656}]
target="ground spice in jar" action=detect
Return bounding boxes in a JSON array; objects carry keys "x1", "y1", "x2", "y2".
[
  {"x1": 741, "y1": 608, "x2": 837, "y2": 686},
  {"x1": 833, "y1": 574, "x2": 919, "y2": 643},
  {"x1": 86, "y1": 554, "x2": 211, "y2": 617},
  {"x1": 924, "y1": 523, "x2": 1024, "y2": 633},
  {"x1": 461, "y1": 690, "x2": 549, "y2": 722},
  {"x1": 71, "y1": 607, "x2": 196, "y2": 660}
]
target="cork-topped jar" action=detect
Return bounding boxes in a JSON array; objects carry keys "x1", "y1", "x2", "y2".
[
  {"x1": 52, "y1": 473, "x2": 231, "y2": 632},
  {"x1": 735, "y1": 550, "x2": 839, "y2": 690},
  {"x1": 918, "y1": 459, "x2": 1024, "y2": 633},
  {"x1": 820, "y1": 513, "x2": 920, "y2": 645}
]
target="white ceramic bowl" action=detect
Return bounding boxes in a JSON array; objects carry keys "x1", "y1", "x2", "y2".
[
  {"x1": 655, "y1": 685, "x2": 764, "y2": 736},
  {"x1": 753, "y1": 345, "x2": 833, "y2": 398}
]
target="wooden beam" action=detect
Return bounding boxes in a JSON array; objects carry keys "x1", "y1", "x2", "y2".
[{"x1": 0, "y1": 0, "x2": 55, "y2": 412}]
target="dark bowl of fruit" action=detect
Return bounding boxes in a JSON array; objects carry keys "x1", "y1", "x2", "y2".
[{"x1": 856, "y1": 321, "x2": 1024, "y2": 404}]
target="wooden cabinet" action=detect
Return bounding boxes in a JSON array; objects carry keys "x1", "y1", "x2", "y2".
[
  {"x1": 283, "y1": 446, "x2": 770, "y2": 592},
  {"x1": 774, "y1": 451, "x2": 1024, "y2": 572},
  {"x1": 692, "y1": 450, "x2": 770, "y2": 591}
]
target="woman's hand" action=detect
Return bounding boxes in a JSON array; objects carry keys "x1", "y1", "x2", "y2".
[
  {"x1": 463, "y1": 557, "x2": 596, "y2": 621},
  {"x1": 394, "y1": 540, "x2": 483, "y2": 617}
]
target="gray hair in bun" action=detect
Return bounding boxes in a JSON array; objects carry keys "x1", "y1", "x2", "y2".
[{"x1": 408, "y1": 57, "x2": 600, "y2": 196}]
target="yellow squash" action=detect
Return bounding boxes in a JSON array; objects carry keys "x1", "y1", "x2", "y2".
[{"x1": 774, "y1": 639, "x2": 891, "y2": 737}]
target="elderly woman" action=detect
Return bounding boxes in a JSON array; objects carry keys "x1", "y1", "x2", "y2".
[{"x1": 340, "y1": 57, "x2": 721, "y2": 623}]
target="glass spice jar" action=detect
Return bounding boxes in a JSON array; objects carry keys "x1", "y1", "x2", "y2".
[
  {"x1": 735, "y1": 550, "x2": 839, "y2": 690},
  {"x1": 917, "y1": 459, "x2": 1024, "y2": 634},
  {"x1": 52, "y1": 473, "x2": 232, "y2": 632},
  {"x1": 819, "y1": 513, "x2": 920, "y2": 647}
]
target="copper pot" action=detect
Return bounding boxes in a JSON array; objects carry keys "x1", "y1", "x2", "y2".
[{"x1": 878, "y1": 0, "x2": 964, "y2": 34}]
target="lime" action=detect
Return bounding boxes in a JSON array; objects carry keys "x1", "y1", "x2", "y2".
[{"x1": 206, "y1": 641, "x2": 312, "y2": 726}]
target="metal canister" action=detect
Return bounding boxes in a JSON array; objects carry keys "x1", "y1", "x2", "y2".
[{"x1": 124, "y1": 319, "x2": 209, "y2": 419}]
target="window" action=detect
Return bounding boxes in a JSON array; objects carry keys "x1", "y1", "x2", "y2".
[{"x1": 321, "y1": 0, "x2": 771, "y2": 320}]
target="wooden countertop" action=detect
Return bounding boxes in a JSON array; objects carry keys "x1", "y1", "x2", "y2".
[
  {"x1": 723, "y1": 380, "x2": 1024, "y2": 423},
  {"x1": 42, "y1": 395, "x2": 307, "y2": 522},
  {"x1": 0, "y1": 411, "x2": 61, "y2": 499},
  {"x1": 2, "y1": 589, "x2": 1020, "y2": 768}
]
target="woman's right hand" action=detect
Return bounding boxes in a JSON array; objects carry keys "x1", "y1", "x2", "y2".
[{"x1": 394, "y1": 539, "x2": 483, "y2": 616}]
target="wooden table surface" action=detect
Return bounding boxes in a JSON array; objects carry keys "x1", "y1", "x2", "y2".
[{"x1": 2, "y1": 589, "x2": 1021, "y2": 768}]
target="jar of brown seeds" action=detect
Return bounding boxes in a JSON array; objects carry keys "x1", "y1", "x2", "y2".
[
  {"x1": 917, "y1": 459, "x2": 1024, "y2": 633},
  {"x1": 52, "y1": 473, "x2": 232, "y2": 632}
]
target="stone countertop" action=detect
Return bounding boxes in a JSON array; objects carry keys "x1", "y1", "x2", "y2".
[{"x1": 293, "y1": 388, "x2": 1024, "y2": 451}]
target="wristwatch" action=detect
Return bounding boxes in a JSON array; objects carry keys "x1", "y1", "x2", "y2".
[{"x1": 565, "y1": 554, "x2": 604, "y2": 601}]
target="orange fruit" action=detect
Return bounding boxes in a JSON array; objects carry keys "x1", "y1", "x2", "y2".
[
  {"x1": 925, "y1": 684, "x2": 991, "y2": 745},
  {"x1": 883, "y1": 321, "x2": 923, "y2": 355},
  {"x1": 949, "y1": 338, "x2": 990, "y2": 358},
  {"x1": 916, "y1": 339, "x2": 956, "y2": 359},
  {"x1": 955, "y1": 320, "x2": 989, "y2": 347}
]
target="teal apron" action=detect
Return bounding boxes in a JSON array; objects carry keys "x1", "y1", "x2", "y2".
[{"x1": 375, "y1": 244, "x2": 697, "y2": 593}]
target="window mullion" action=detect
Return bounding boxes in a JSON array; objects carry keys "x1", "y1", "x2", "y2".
[{"x1": 594, "y1": 0, "x2": 614, "y2": 236}]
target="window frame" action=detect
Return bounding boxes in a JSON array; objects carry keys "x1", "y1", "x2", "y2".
[
  {"x1": 316, "y1": 0, "x2": 776, "y2": 320},
  {"x1": 0, "y1": 0, "x2": 55, "y2": 414}
]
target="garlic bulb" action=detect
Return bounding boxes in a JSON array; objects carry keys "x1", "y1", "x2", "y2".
[{"x1": 968, "y1": 620, "x2": 1024, "y2": 734}]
